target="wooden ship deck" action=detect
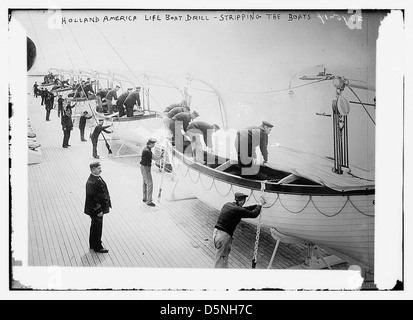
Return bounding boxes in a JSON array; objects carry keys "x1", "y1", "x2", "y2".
[{"x1": 26, "y1": 92, "x2": 348, "y2": 270}]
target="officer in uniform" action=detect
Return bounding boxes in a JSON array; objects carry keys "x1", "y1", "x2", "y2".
[
  {"x1": 84, "y1": 162, "x2": 111, "y2": 253},
  {"x1": 140, "y1": 138, "x2": 164, "y2": 207}
]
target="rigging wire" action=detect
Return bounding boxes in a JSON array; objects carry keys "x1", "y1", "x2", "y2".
[
  {"x1": 346, "y1": 84, "x2": 376, "y2": 125},
  {"x1": 57, "y1": 27, "x2": 75, "y2": 70},
  {"x1": 27, "y1": 11, "x2": 48, "y2": 71},
  {"x1": 66, "y1": 22, "x2": 94, "y2": 74},
  {"x1": 220, "y1": 78, "x2": 330, "y2": 95}
]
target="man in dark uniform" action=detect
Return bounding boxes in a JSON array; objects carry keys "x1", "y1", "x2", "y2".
[
  {"x1": 167, "y1": 105, "x2": 190, "y2": 119},
  {"x1": 164, "y1": 100, "x2": 188, "y2": 114},
  {"x1": 213, "y1": 192, "x2": 265, "y2": 268},
  {"x1": 79, "y1": 111, "x2": 93, "y2": 142},
  {"x1": 64, "y1": 99, "x2": 77, "y2": 114},
  {"x1": 84, "y1": 162, "x2": 111, "y2": 253},
  {"x1": 57, "y1": 95, "x2": 64, "y2": 117},
  {"x1": 116, "y1": 88, "x2": 132, "y2": 117},
  {"x1": 50, "y1": 90, "x2": 55, "y2": 109},
  {"x1": 40, "y1": 88, "x2": 46, "y2": 105},
  {"x1": 91, "y1": 119, "x2": 112, "y2": 159},
  {"x1": 74, "y1": 80, "x2": 86, "y2": 98},
  {"x1": 95, "y1": 88, "x2": 109, "y2": 113},
  {"x1": 124, "y1": 87, "x2": 141, "y2": 117},
  {"x1": 105, "y1": 85, "x2": 120, "y2": 114},
  {"x1": 44, "y1": 73, "x2": 54, "y2": 84},
  {"x1": 140, "y1": 138, "x2": 163, "y2": 207},
  {"x1": 82, "y1": 79, "x2": 95, "y2": 98},
  {"x1": 61, "y1": 108, "x2": 73, "y2": 148},
  {"x1": 45, "y1": 90, "x2": 54, "y2": 121},
  {"x1": 185, "y1": 121, "x2": 220, "y2": 163},
  {"x1": 234, "y1": 120, "x2": 274, "y2": 175}
]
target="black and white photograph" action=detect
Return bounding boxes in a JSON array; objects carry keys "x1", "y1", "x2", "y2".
[{"x1": 3, "y1": 0, "x2": 410, "y2": 300}]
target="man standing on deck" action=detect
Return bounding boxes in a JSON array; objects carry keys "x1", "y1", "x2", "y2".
[
  {"x1": 116, "y1": 88, "x2": 132, "y2": 117},
  {"x1": 140, "y1": 138, "x2": 164, "y2": 207},
  {"x1": 91, "y1": 119, "x2": 112, "y2": 159},
  {"x1": 105, "y1": 85, "x2": 120, "y2": 114},
  {"x1": 235, "y1": 120, "x2": 274, "y2": 175},
  {"x1": 124, "y1": 86, "x2": 141, "y2": 117},
  {"x1": 40, "y1": 88, "x2": 46, "y2": 106},
  {"x1": 84, "y1": 161, "x2": 111, "y2": 254},
  {"x1": 33, "y1": 82, "x2": 38, "y2": 97},
  {"x1": 213, "y1": 193, "x2": 266, "y2": 268},
  {"x1": 79, "y1": 111, "x2": 93, "y2": 142},
  {"x1": 45, "y1": 90, "x2": 54, "y2": 121},
  {"x1": 57, "y1": 95, "x2": 64, "y2": 117}
]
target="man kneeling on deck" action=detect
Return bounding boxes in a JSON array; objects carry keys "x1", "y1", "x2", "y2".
[
  {"x1": 84, "y1": 162, "x2": 111, "y2": 253},
  {"x1": 213, "y1": 193, "x2": 265, "y2": 268}
]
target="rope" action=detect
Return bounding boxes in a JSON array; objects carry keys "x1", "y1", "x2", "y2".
[
  {"x1": 245, "y1": 189, "x2": 254, "y2": 202},
  {"x1": 62, "y1": 23, "x2": 105, "y2": 130},
  {"x1": 66, "y1": 23, "x2": 94, "y2": 73},
  {"x1": 173, "y1": 150, "x2": 373, "y2": 218},
  {"x1": 178, "y1": 160, "x2": 190, "y2": 178},
  {"x1": 190, "y1": 87, "x2": 216, "y2": 94},
  {"x1": 199, "y1": 174, "x2": 215, "y2": 191},
  {"x1": 222, "y1": 78, "x2": 329, "y2": 95},
  {"x1": 187, "y1": 77, "x2": 228, "y2": 130},
  {"x1": 187, "y1": 167, "x2": 201, "y2": 184},
  {"x1": 84, "y1": 11, "x2": 165, "y2": 113},
  {"x1": 213, "y1": 181, "x2": 233, "y2": 197},
  {"x1": 261, "y1": 194, "x2": 279, "y2": 209},
  {"x1": 348, "y1": 197, "x2": 375, "y2": 217},
  {"x1": 346, "y1": 84, "x2": 376, "y2": 125},
  {"x1": 278, "y1": 194, "x2": 312, "y2": 214},
  {"x1": 57, "y1": 28, "x2": 75, "y2": 71}
]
